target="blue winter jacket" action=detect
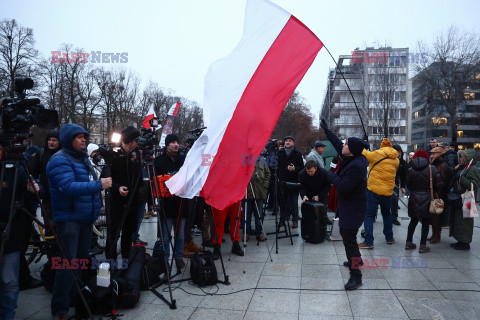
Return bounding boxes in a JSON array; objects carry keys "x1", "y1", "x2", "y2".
[{"x1": 46, "y1": 123, "x2": 103, "y2": 222}]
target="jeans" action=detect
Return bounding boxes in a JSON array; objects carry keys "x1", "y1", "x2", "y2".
[
  {"x1": 133, "y1": 202, "x2": 146, "y2": 242},
  {"x1": 162, "y1": 218, "x2": 186, "y2": 259},
  {"x1": 242, "y1": 199, "x2": 264, "y2": 235},
  {"x1": 51, "y1": 221, "x2": 92, "y2": 316},
  {"x1": 407, "y1": 217, "x2": 430, "y2": 245},
  {"x1": 363, "y1": 190, "x2": 393, "y2": 246},
  {"x1": 0, "y1": 251, "x2": 20, "y2": 320}
]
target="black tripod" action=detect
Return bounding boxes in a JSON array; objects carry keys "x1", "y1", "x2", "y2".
[
  {"x1": 265, "y1": 154, "x2": 298, "y2": 254},
  {"x1": 0, "y1": 155, "x2": 99, "y2": 320}
]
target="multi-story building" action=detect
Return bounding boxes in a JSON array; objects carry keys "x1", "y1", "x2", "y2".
[
  {"x1": 411, "y1": 65, "x2": 480, "y2": 151},
  {"x1": 321, "y1": 47, "x2": 411, "y2": 152}
]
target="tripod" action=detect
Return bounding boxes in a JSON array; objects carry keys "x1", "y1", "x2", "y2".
[{"x1": 0, "y1": 155, "x2": 98, "y2": 320}]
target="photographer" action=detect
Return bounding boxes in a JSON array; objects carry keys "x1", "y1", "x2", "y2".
[
  {"x1": 46, "y1": 124, "x2": 112, "y2": 319},
  {"x1": 154, "y1": 134, "x2": 188, "y2": 269},
  {"x1": 106, "y1": 126, "x2": 146, "y2": 259},
  {"x1": 0, "y1": 144, "x2": 39, "y2": 320}
]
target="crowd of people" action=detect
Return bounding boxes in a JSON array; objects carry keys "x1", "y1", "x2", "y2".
[{"x1": 1, "y1": 121, "x2": 479, "y2": 319}]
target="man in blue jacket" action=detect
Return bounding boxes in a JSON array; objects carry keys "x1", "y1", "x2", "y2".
[
  {"x1": 46, "y1": 124, "x2": 112, "y2": 320},
  {"x1": 321, "y1": 120, "x2": 369, "y2": 290}
]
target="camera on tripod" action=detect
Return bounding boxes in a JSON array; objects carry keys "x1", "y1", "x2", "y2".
[
  {"x1": 0, "y1": 77, "x2": 59, "y2": 153},
  {"x1": 136, "y1": 118, "x2": 160, "y2": 154}
]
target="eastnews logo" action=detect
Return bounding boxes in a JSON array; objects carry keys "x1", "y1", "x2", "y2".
[
  {"x1": 51, "y1": 257, "x2": 128, "y2": 270},
  {"x1": 51, "y1": 51, "x2": 128, "y2": 64}
]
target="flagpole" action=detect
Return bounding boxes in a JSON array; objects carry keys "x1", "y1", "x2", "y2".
[{"x1": 322, "y1": 44, "x2": 368, "y2": 141}]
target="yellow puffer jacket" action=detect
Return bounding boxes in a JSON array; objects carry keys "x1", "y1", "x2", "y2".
[{"x1": 362, "y1": 138, "x2": 399, "y2": 196}]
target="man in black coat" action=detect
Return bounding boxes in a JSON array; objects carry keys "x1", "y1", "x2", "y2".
[
  {"x1": 0, "y1": 144, "x2": 39, "y2": 319},
  {"x1": 298, "y1": 160, "x2": 330, "y2": 204},
  {"x1": 106, "y1": 126, "x2": 146, "y2": 259},
  {"x1": 392, "y1": 145, "x2": 407, "y2": 226},
  {"x1": 277, "y1": 136, "x2": 304, "y2": 228},
  {"x1": 31, "y1": 129, "x2": 62, "y2": 219},
  {"x1": 322, "y1": 120, "x2": 369, "y2": 290}
]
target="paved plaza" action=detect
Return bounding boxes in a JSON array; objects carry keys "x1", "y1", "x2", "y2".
[{"x1": 16, "y1": 200, "x2": 480, "y2": 320}]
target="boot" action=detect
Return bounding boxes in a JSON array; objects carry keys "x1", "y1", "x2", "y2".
[
  {"x1": 344, "y1": 275, "x2": 362, "y2": 290},
  {"x1": 430, "y1": 227, "x2": 441, "y2": 244},
  {"x1": 212, "y1": 245, "x2": 221, "y2": 260},
  {"x1": 184, "y1": 239, "x2": 202, "y2": 252},
  {"x1": 231, "y1": 241, "x2": 244, "y2": 256}
]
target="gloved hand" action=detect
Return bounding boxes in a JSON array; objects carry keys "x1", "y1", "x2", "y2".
[{"x1": 320, "y1": 119, "x2": 329, "y2": 132}]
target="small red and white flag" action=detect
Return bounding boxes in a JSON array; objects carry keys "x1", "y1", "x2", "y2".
[
  {"x1": 166, "y1": 0, "x2": 323, "y2": 210},
  {"x1": 142, "y1": 104, "x2": 157, "y2": 129},
  {"x1": 159, "y1": 102, "x2": 182, "y2": 147}
]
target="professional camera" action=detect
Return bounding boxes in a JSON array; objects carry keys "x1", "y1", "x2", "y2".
[
  {"x1": 0, "y1": 78, "x2": 59, "y2": 153},
  {"x1": 136, "y1": 118, "x2": 160, "y2": 152},
  {"x1": 94, "y1": 144, "x2": 120, "y2": 165}
]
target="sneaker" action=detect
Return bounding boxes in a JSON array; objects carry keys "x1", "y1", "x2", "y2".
[
  {"x1": 358, "y1": 242, "x2": 374, "y2": 250},
  {"x1": 291, "y1": 222, "x2": 298, "y2": 229},
  {"x1": 454, "y1": 242, "x2": 470, "y2": 250},
  {"x1": 392, "y1": 219, "x2": 401, "y2": 226},
  {"x1": 147, "y1": 210, "x2": 157, "y2": 217},
  {"x1": 344, "y1": 275, "x2": 362, "y2": 290},
  {"x1": 231, "y1": 241, "x2": 244, "y2": 256},
  {"x1": 387, "y1": 239, "x2": 395, "y2": 245},
  {"x1": 419, "y1": 245, "x2": 430, "y2": 253},
  {"x1": 184, "y1": 239, "x2": 202, "y2": 252},
  {"x1": 212, "y1": 245, "x2": 221, "y2": 260},
  {"x1": 405, "y1": 241, "x2": 416, "y2": 250},
  {"x1": 134, "y1": 239, "x2": 148, "y2": 246},
  {"x1": 53, "y1": 313, "x2": 67, "y2": 320}
]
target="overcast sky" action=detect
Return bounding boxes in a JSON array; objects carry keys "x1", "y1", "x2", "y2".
[{"x1": 2, "y1": 0, "x2": 479, "y2": 125}]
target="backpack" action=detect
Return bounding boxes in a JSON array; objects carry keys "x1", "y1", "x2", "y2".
[{"x1": 74, "y1": 277, "x2": 119, "y2": 318}]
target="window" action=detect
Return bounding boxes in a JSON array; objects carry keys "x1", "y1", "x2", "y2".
[
  {"x1": 400, "y1": 126, "x2": 406, "y2": 134},
  {"x1": 389, "y1": 56, "x2": 401, "y2": 67},
  {"x1": 414, "y1": 144, "x2": 418, "y2": 150},
  {"x1": 400, "y1": 109, "x2": 406, "y2": 118},
  {"x1": 432, "y1": 117, "x2": 448, "y2": 125},
  {"x1": 393, "y1": 92, "x2": 401, "y2": 102},
  {"x1": 389, "y1": 127, "x2": 400, "y2": 135},
  {"x1": 465, "y1": 92, "x2": 475, "y2": 100},
  {"x1": 414, "y1": 111, "x2": 419, "y2": 118},
  {"x1": 458, "y1": 131, "x2": 464, "y2": 137}
]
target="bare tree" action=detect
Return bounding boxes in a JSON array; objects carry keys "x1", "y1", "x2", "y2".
[
  {"x1": 414, "y1": 26, "x2": 480, "y2": 145},
  {"x1": 0, "y1": 19, "x2": 38, "y2": 97}
]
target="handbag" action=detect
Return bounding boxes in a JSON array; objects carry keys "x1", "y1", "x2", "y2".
[
  {"x1": 428, "y1": 165, "x2": 444, "y2": 215},
  {"x1": 461, "y1": 182, "x2": 478, "y2": 218}
]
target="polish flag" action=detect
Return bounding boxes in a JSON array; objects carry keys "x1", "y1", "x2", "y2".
[
  {"x1": 166, "y1": 0, "x2": 323, "y2": 210},
  {"x1": 142, "y1": 104, "x2": 157, "y2": 129}
]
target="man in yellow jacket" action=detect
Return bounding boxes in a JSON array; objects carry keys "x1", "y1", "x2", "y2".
[{"x1": 359, "y1": 138, "x2": 399, "y2": 249}]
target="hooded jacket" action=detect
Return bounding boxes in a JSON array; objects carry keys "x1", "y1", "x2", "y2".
[
  {"x1": 247, "y1": 157, "x2": 271, "y2": 201},
  {"x1": 362, "y1": 138, "x2": 399, "y2": 196},
  {"x1": 455, "y1": 149, "x2": 480, "y2": 200},
  {"x1": 46, "y1": 124, "x2": 103, "y2": 222},
  {"x1": 407, "y1": 157, "x2": 443, "y2": 219}
]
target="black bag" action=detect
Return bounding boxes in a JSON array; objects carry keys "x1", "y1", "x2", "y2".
[
  {"x1": 301, "y1": 201, "x2": 328, "y2": 244},
  {"x1": 141, "y1": 255, "x2": 167, "y2": 289},
  {"x1": 116, "y1": 244, "x2": 146, "y2": 308},
  {"x1": 74, "y1": 277, "x2": 119, "y2": 318},
  {"x1": 190, "y1": 251, "x2": 218, "y2": 287}
]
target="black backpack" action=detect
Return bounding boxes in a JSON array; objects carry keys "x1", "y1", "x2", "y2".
[
  {"x1": 74, "y1": 277, "x2": 119, "y2": 318},
  {"x1": 141, "y1": 254, "x2": 167, "y2": 289},
  {"x1": 190, "y1": 251, "x2": 218, "y2": 287}
]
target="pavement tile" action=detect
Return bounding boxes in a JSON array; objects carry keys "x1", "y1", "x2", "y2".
[
  {"x1": 299, "y1": 291, "x2": 352, "y2": 317},
  {"x1": 257, "y1": 275, "x2": 301, "y2": 289},
  {"x1": 189, "y1": 308, "x2": 245, "y2": 320},
  {"x1": 247, "y1": 289, "x2": 300, "y2": 313},
  {"x1": 347, "y1": 290, "x2": 409, "y2": 319},
  {"x1": 301, "y1": 264, "x2": 342, "y2": 278},
  {"x1": 262, "y1": 262, "x2": 302, "y2": 277}
]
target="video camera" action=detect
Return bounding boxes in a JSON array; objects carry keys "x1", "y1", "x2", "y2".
[
  {"x1": 0, "y1": 78, "x2": 59, "y2": 153},
  {"x1": 185, "y1": 127, "x2": 206, "y2": 146},
  {"x1": 136, "y1": 118, "x2": 160, "y2": 152}
]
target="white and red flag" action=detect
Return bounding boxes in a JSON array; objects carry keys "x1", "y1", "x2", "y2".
[
  {"x1": 166, "y1": 0, "x2": 323, "y2": 210},
  {"x1": 142, "y1": 104, "x2": 157, "y2": 129},
  {"x1": 159, "y1": 102, "x2": 182, "y2": 147}
]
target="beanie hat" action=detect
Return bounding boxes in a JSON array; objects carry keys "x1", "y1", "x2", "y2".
[
  {"x1": 284, "y1": 136, "x2": 295, "y2": 141},
  {"x1": 413, "y1": 150, "x2": 428, "y2": 159},
  {"x1": 26, "y1": 145, "x2": 40, "y2": 156},
  {"x1": 347, "y1": 137, "x2": 369, "y2": 155},
  {"x1": 165, "y1": 134, "x2": 179, "y2": 147},
  {"x1": 87, "y1": 144, "x2": 99, "y2": 157},
  {"x1": 46, "y1": 129, "x2": 60, "y2": 141},
  {"x1": 121, "y1": 126, "x2": 140, "y2": 143},
  {"x1": 380, "y1": 138, "x2": 392, "y2": 148}
]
